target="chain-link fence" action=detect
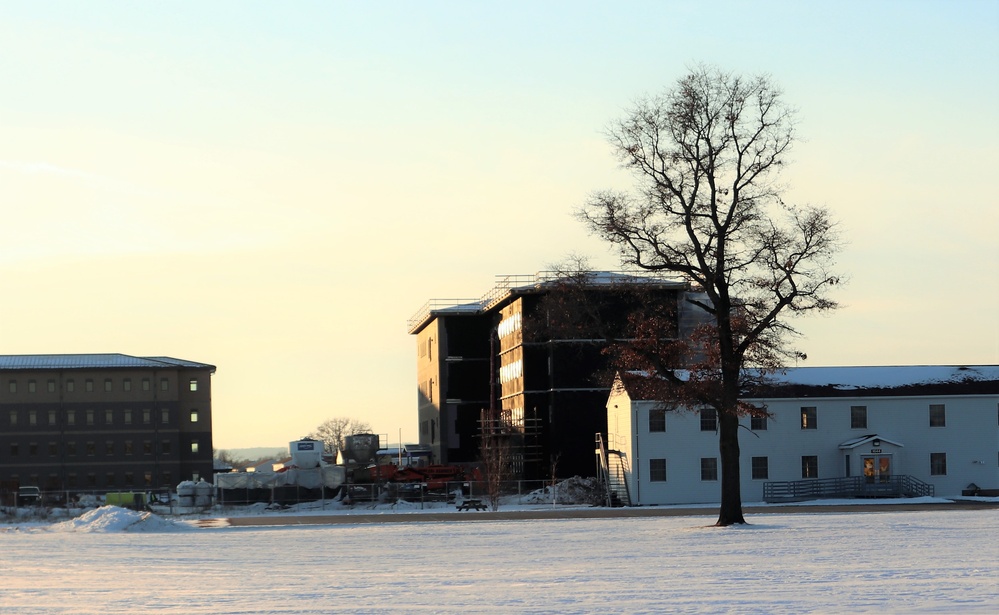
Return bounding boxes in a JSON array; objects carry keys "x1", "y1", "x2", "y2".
[
  {"x1": 213, "y1": 477, "x2": 605, "y2": 513},
  {"x1": 2, "y1": 477, "x2": 607, "y2": 518},
  {"x1": 0, "y1": 487, "x2": 177, "y2": 519}
]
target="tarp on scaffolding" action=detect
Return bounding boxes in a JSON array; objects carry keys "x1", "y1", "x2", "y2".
[{"x1": 215, "y1": 465, "x2": 345, "y2": 490}]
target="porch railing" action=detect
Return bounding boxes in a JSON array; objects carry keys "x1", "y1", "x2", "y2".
[{"x1": 763, "y1": 475, "x2": 934, "y2": 503}]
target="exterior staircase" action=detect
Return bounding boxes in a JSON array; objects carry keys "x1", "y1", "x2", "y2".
[{"x1": 595, "y1": 433, "x2": 632, "y2": 507}]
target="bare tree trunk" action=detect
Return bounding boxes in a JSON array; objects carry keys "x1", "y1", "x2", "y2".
[{"x1": 716, "y1": 410, "x2": 746, "y2": 525}]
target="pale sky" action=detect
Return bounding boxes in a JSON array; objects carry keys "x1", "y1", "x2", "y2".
[{"x1": 1, "y1": 1, "x2": 996, "y2": 450}]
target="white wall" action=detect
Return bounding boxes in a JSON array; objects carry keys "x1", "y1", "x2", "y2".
[{"x1": 608, "y1": 387, "x2": 999, "y2": 505}]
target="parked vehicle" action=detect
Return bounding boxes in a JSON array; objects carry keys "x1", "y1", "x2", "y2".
[{"x1": 17, "y1": 486, "x2": 41, "y2": 506}]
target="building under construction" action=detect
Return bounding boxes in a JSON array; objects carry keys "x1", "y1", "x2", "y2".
[{"x1": 409, "y1": 272, "x2": 707, "y2": 480}]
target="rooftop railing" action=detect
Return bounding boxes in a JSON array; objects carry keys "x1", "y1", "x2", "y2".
[{"x1": 407, "y1": 271, "x2": 685, "y2": 333}]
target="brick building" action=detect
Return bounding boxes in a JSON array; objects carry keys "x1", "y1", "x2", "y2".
[{"x1": 0, "y1": 354, "x2": 215, "y2": 494}]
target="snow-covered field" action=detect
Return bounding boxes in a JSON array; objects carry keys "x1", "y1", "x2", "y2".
[{"x1": 1, "y1": 504, "x2": 997, "y2": 614}]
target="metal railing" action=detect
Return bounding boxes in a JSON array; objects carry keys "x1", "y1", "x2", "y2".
[
  {"x1": 595, "y1": 434, "x2": 632, "y2": 507},
  {"x1": 407, "y1": 271, "x2": 683, "y2": 332},
  {"x1": 407, "y1": 273, "x2": 549, "y2": 332},
  {"x1": 763, "y1": 475, "x2": 934, "y2": 503}
]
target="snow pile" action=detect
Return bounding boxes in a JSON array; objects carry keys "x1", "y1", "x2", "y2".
[
  {"x1": 521, "y1": 476, "x2": 605, "y2": 505},
  {"x1": 50, "y1": 506, "x2": 193, "y2": 533}
]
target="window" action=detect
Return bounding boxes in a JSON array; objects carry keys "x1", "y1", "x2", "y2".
[
  {"x1": 29, "y1": 442, "x2": 38, "y2": 456},
  {"x1": 85, "y1": 379, "x2": 94, "y2": 392},
  {"x1": 801, "y1": 455, "x2": 819, "y2": 478},
  {"x1": 124, "y1": 472, "x2": 134, "y2": 487},
  {"x1": 86, "y1": 410, "x2": 94, "y2": 425},
  {"x1": 8, "y1": 410, "x2": 16, "y2": 426},
  {"x1": 751, "y1": 456, "x2": 769, "y2": 480},
  {"x1": 105, "y1": 409, "x2": 114, "y2": 425},
  {"x1": 86, "y1": 441, "x2": 96, "y2": 456},
  {"x1": 87, "y1": 473, "x2": 97, "y2": 487},
  {"x1": 930, "y1": 453, "x2": 947, "y2": 476},
  {"x1": 66, "y1": 441, "x2": 76, "y2": 456},
  {"x1": 190, "y1": 409, "x2": 199, "y2": 423},
  {"x1": 29, "y1": 410, "x2": 36, "y2": 425},
  {"x1": 8, "y1": 380, "x2": 16, "y2": 394},
  {"x1": 124, "y1": 409, "x2": 132, "y2": 425},
  {"x1": 750, "y1": 415, "x2": 767, "y2": 430},
  {"x1": 105, "y1": 441, "x2": 115, "y2": 455},
  {"x1": 162, "y1": 471, "x2": 172, "y2": 486},
  {"x1": 48, "y1": 410, "x2": 57, "y2": 425},
  {"x1": 648, "y1": 408, "x2": 665, "y2": 432},
  {"x1": 144, "y1": 471, "x2": 153, "y2": 486},
  {"x1": 700, "y1": 408, "x2": 717, "y2": 432},
  {"x1": 105, "y1": 473, "x2": 115, "y2": 488},
  {"x1": 929, "y1": 404, "x2": 946, "y2": 427},
  {"x1": 67, "y1": 473, "x2": 78, "y2": 488},
  {"x1": 700, "y1": 458, "x2": 718, "y2": 481},
  {"x1": 800, "y1": 407, "x2": 817, "y2": 429},
  {"x1": 142, "y1": 378, "x2": 150, "y2": 391},
  {"x1": 161, "y1": 409, "x2": 170, "y2": 424},
  {"x1": 124, "y1": 441, "x2": 134, "y2": 455},
  {"x1": 649, "y1": 458, "x2": 667, "y2": 482},
  {"x1": 143, "y1": 409, "x2": 151, "y2": 424},
  {"x1": 67, "y1": 379, "x2": 75, "y2": 392},
  {"x1": 143, "y1": 441, "x2": 153, "y2": 455},
  {"x1": 104, "y1": 378, "x2": 112, "y2": 392},
  {"x1": 189, "y1": 378, "x2": 198, "y2": 392},
  {"x1": 47, "y1": 380, "x2": 56, "y2": 393},
  {"x1": 161, "y1": 440, "x2": 171, "y2": 455},
  {"x1": 9, "y1": 443, "x2": 18, "y2": 456},
  {"x1": 48, "y1": 442, "x2": 57, "y2": 456},
  {"x1": 191, "y1": 440, "x2": 200, "y2": 454},
  {"x1": 160, "y1": 378, "x2": 169, "y2": 391},
  {"x1": 66, "y1": 410, "x2": 75, "y2": 426},
  {"x1": 28, "y1": 380, "x2": 36, "y2": 393},
  {"x1": 123, "y1": 379, "x2": 131, "y2": 392},
  {"x1": 850, "y1": 406, "x2": 867, "y2": 429}
]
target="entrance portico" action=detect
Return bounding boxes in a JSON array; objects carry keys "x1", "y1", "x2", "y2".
[{"x1": 839, "y1": 434, "x2": 904, "y2": 487}]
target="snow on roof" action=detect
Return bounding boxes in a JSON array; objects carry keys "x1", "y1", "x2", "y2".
[
  {"x1": 617, "y1": 365, "x2": 999, "y2": 400},
  {"x1": 0, "y1": 353, "x2": 215, "y2": 371},
  {"x1": 762, "y1": 365, "x2": 999, "y2": 390}
]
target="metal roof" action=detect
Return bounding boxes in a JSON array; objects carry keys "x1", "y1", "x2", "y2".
[{"x1": 0, "y1": 354, "x2": 216, "y2": 372}]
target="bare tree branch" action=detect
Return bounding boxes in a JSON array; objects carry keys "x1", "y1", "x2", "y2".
[{"x1": 575, "y1": 65, "x2": 843, "y2": 526}]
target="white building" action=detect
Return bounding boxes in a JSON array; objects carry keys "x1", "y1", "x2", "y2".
[{"x1": 605, "y1": 366, "x2": 999, "y2": 505}]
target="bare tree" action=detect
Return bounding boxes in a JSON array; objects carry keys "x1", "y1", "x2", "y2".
[
  {"x1": 213, "y1": 448, "x2": 249, "y2": 468},
  {"x1": 309, "y1": 417, "x2": 373, "y2": 461},
  {"x1": 479, "y1": 409, "x2": 513, "y2": 511},
  {"x1": 578, "y1": 66, "x2": 842, "y2": 526}
]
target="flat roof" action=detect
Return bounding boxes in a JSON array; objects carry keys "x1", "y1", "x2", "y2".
[
  {"x1": 408, "y1": 271, "x2": 687, "y2": 334},
  {"x1": 0, "y1": 354, "x2": 216, "y2": 372}
]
